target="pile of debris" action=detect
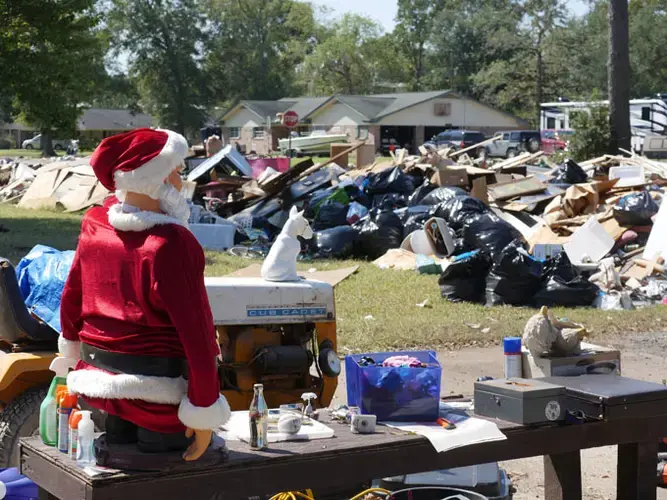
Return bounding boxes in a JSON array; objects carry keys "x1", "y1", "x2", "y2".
[
  {"x1": 0, "y1": 156, "x2": 108, "y2": 212},
  {"x1": 184, "y1": 139, "x2": 667, "y2": 310}
]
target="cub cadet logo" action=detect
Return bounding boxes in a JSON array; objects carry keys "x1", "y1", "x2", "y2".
[{"x1": 247, "y1": 307, "x2": 327, "y2": 317}]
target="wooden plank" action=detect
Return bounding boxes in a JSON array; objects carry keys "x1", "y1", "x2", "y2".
[
  {"x1": 20, "y1": 412, "x2": 667, "y2": 500},
  {"x1": 617, "y1": 441, "x2": 658, "y2": 500},
  {"x1": 448, "y1": 135, "x2": 501, "y2": 158},
  {"x1": 487, "y1": 176, "x2": 546, "y2": 201},
  {"x1": 544, "y1": 451, "x2": 582, "y2": 500}
]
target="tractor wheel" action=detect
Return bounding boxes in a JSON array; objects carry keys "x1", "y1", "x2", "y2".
[{"x1": 0, "y1": 385, "x2": 47, "y2": 467}]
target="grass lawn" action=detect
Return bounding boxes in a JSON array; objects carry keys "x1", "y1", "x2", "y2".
[{"x1": 2, "y1": 204, "x2": 667, "y2": 353}]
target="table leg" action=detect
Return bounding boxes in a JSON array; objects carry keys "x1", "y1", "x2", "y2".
[
  {"x1": 617, "y1": 441, "x2": 658, "y2": 500},
  {"x1": 37, "y1": 487, "x2": 58, "y2": 500},
  {"x1": 544, "y1": 451, "x2": 582, "y2": 500}
]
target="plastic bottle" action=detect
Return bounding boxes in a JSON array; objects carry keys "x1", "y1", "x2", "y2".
[
  {"x1": 76, "y1": 411, "x2": 95, "y2": 467},
  {"x1": 69, "y1": 410, "x2": 82, "y2": 460},
  {"x1": 503, "y1": 337, "x2": 523, "y2": 379},
  {"x1": 39, "y1": 360, "x2": 69, "y2": 446},
  {"x1": 249, "y1": 384, "x2": 268, "y2": 450},
  {"x1": 57, "y1": 391, "x2": 77, "y2": 453}
]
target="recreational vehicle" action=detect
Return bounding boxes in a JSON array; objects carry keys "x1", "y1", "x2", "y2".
[{"x1": 540, "y1": 97, "x2": 667, "y2": 153}]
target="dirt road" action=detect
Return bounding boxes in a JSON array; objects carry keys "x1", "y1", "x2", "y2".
[{"x1": 332, "y1": 332, "x2": 667, "y2": 499}]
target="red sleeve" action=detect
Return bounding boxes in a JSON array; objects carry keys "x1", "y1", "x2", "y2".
[
  {"x1": 153, "y1": 230, "x2": 230, "y2": 430},
  {"x1": 58, "y1": 245, "x2": 83, "y2": 361}
]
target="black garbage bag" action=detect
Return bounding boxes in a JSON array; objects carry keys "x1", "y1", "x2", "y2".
[
  {"x1": 420, "y1": 186, "x2": 467, "y2": 206},
  {"x1": 364, "y1": 166, "x2": 416, "y2": 195},
  {"x1": 303, "y1": 188, "x2": 336, "y2": 218},
  {"x1": 372, "y1": 193, "x2": 409, "y2": 209},
  {"x1": 613, "y1": 191, "x2": 659, "y2": 227},
  {"x1": 534, "y1": 251, "x2": 599, "y2": 307},
  {"x1": 549, "y1": 159, "x2": 588, "y2": 185},
  {"x1": 311, "y1": 226, "x2": 360, "y2": 259},
  {"x1": 312, "y1": 200, "x2": 349, "y2": 231},
  {"x1": 438, "y1": 250, "x2": 491, "y2": 303},
  {"x1": 462, "y1": 213, "x2": 523, "y2": 262},
  {"x1": 403, "y1": 210, "x2": 431, "y2": 234},
  {"x1": 408, "y1": 181, "x2": 437, "y2": 206},
  {"x1": 355, "y1": 208, "x2": 404, "y2": 259},
  {"x1": 485, "y1": 240, "x2": 544, "y2": 306},
  {"x1": 434, "y1": 196, "x2": 490, "y2": 231}
]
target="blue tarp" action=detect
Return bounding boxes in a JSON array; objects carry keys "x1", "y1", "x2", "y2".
[{"x1": 15, "y1": 245, "x2": 74, "y2": 334}]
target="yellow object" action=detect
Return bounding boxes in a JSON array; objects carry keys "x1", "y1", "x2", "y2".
[
  {"x1": 349, "y1": 488, "x2": 392, "y2": 500},
  {"x1": 0, "y1": 351, "x2": 56, "y2": 409},
  {"x1": 269, "y1": 490, "x2": 315, "y2": 500}
]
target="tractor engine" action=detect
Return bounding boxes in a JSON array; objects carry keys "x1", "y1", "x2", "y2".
[{"x1": 204, "y1": 276, "x2": 340, "y2": 411}]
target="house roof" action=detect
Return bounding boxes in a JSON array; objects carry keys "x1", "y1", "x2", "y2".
[
  {"x1": 367, "y1": 90, "x2": 453, "y2": 120},
  {"x1": 334, "y1": 96, "x2": 395, "y2": 120},
  {"x1": 77, "y1": 108, "x2": 153, "y2": 131},
  {"x1": 243, "y1": 100, "x2": 295, "y2": 121},
  {"x1": 279, "y1": 97, "x2": 332, "y2": 120}
]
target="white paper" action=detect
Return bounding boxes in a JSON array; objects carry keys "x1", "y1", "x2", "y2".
[
  {"x1": 383, "y1": 407, "x2": 506, "y2": 454},
  {"x1": 219, "y1": 411, "x2": 334, "y2": 443},
  {"x1": 563, "y1": 217, "x2": 614, "y2": 264},
  {"x1": 643, "y1": 197, "x2": 667, "y2": 260}
]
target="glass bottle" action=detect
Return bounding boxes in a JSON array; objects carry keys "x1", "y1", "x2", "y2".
[{"x1": 249, "y1": 383, "x2": 268, "y2": 450}]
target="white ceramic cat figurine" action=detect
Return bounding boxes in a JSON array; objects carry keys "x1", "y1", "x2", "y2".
[{"x1": 261, "y1": 206, "x2": 313, "y2": 282}]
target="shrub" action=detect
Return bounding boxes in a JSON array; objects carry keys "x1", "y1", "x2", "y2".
[{"x1": 568, "y1": 102, "x2": 611, "y2": 162}]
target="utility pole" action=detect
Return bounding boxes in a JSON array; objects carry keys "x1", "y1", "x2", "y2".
[{"x1": 608, "y1": 0, "x2": 631, "y2": 153}]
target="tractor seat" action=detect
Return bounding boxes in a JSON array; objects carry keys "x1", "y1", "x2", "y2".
[{"x1": 0, "y1": 258, "x2": 60, "y2": 344}]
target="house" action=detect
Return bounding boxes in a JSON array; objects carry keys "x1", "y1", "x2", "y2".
[
  {"x1": 219, "y1": 90, "x2": 528, "y2": 155},
  {"x1": 0, "y1": 108, "x2": 154, "y2": 147}
]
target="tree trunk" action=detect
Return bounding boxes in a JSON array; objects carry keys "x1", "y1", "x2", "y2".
[
  {"x1": 41, "y1": 130, "x2": 55, "y2": 157},
  {"x1": 415, "y1": 42, "x2": 424, "y2": 91},
  {"x1": 536, "y1": 47, "x2": 544, "y2": 130},
  {"x1": 608, "y1": 0, "x2": 631, "y2": 153}
]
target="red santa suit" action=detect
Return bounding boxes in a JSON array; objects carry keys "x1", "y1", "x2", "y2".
[{"x1": 58, "y1": 128, "x2": 230, "y2": 434}]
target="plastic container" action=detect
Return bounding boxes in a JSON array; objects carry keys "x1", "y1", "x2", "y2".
[
  {"x1": 189, "y1": 223, "x2": 236, "y2": 250},
  {"x1": 0, "y1": 467, "x2": 39, "y2": 500},
  {"x1": 76, "y1": 411, "x2": 95, "y2": 467},
  {"x1": 68, "y1": 410, "x2": 82, "y2": 460},
  {"x1": 345, "y1": 351, "x2": 441, "y2": 422},
  {"x1": 503, "y1": 337, "x2": 522, "y2": 379},
  {"x1": 39, "y1": 376, "x2": 67, "y2": 446},
  {"x1": 57, "y1": 391, "x2": 77, "y2": 453},
  {"x1": 388, "y1": 487, "x2": 489, "y2": 500}
]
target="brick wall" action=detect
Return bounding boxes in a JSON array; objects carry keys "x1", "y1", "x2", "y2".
[{"x1": 224, "y1": 126, "x2": 271, "y2": 155}]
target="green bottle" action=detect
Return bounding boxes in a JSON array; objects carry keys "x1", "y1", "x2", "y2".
[{"x1": 40, "y1": 357, "x2": 70, "y2": 446}]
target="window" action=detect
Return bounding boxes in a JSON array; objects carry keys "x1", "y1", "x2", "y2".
[
  {"x1": 252, "y1": 127, "x2": 265, "y2": 139},
  {"x1": 229, "y1": 127, "x2": 240, "y2": 139},
  {"x1": 546, "y1": 117, "x2": 556, "y2": 129},
  {"x1": 502, "y1": 133, "x2": 511, "y2": 140},
  {"x1": 509, "y1": 132, "x2": 521, "y2": 141},
  {"x1": 642, "y1": 106, "x2": 651, "y2": 121},
  {"x1": 357, "y1": 126, "x2": 369, "y2": 140}
]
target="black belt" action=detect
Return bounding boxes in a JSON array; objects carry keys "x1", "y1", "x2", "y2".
[{"x1": 80, "y1": 343, "x2": 188, "y2": 379}]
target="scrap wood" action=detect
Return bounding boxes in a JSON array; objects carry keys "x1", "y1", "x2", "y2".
[
  {"x1": 490, "y1": 151, "x2": 544, "y2": 171},
  {"x1": 487, "y1": 176, "x2": 546, "y2": 201},
  {"x1": 257, "y1": 158, "x2": 314, "y2": 195},
  {"x1": 634, "y1": 258, "x2": 666, "y2": 275}
]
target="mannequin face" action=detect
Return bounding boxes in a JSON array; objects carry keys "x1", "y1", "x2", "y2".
[{"x1": 167, "y1": 164, "x2": 184, "y2": 192}]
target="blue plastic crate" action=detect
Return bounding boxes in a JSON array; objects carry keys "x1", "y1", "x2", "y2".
[
  {"x1": 0, "y1": 468, "x2": 38, "y2": 500},
  {"x1": 345, "y1": 350, "x2": 441, "y2": 422}
]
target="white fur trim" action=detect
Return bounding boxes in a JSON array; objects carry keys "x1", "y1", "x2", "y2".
[
  {"x1": 66, "y1": 368, "x2": 187, "y2": 405},
  {"x1": 107, "y1": 203, "x2": 188, "y2": 231},
  {"x1": 58, "y1": 336, "x2": 81, "y2": 360},
  {"x1": 178, "y1": 395, "x2": 231, "y2": 430},
  {"x1": 114, "y1": 129, "x2": 188, "y2": 199}
]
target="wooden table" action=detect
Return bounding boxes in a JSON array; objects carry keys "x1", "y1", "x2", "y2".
[{"x1": 20, "y1": 412, "x2": 665, "y2": 500}]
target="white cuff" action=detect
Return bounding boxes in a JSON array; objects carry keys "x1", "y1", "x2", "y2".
[
  {"x1": 178, "y1": 395, "x2": 231, "y2": 430},
  {"x1": 58, "y1": 336, "x2": 81, "y2": 361}
]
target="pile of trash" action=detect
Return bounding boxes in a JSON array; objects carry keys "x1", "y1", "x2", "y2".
[{"x1": 0, "y1": 156, "x2": 107, "y2": 211}]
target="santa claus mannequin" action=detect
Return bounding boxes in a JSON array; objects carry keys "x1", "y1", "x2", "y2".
[{"x1": 58, "y1": 128, "x2": 230, "y2": 462}]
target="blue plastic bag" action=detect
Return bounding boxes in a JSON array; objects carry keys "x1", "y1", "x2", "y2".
[{"x1": 14, "y1": 245, "x2": 75, "y2": 334}]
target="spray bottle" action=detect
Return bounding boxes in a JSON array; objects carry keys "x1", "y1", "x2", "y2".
[
  {"x1": 76, "y1": 411, "x2": 95, "y2": 467},
  {"x1": 39, "y1": 358, "x2": 70, "y2": 446},
  {"x1": 57, "y1": 391, "x2": 77, "y2": 453}
]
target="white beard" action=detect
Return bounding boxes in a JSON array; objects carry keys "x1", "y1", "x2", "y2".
[{"x1": 157, "y1": 183, "x2": 190, "y2": 224}]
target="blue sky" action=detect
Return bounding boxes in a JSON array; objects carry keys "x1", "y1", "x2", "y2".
[{"x1": 309, "y1": 0, "x2": 590, "y2": 32}]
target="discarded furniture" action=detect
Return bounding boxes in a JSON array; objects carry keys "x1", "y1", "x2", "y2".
[{"x1": 21, "y1": 409, "x2": 663, "y2": 500}]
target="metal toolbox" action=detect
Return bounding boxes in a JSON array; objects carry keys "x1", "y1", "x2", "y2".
[
  {"x1": 539, "y1": 374, "x2": 667, "y2": 421},
  {"x1": 474, "y1": 378, "x2": 566, "y2": 425}
]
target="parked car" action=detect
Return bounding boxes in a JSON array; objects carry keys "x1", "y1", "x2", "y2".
[
  {"x1": 424, "y1": 130, "x2": 486, "y2": 156},
  {"x1": 481, "y1": 130, "x2": 542, "y2": 160},
  {"x1": 541, "y1": 129, "x2": 569, "y2": 154},
  {"x1": 21, "y1": 134, "x2": 72, "y2": 151}
]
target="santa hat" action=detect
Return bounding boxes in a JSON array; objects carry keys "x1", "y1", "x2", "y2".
[{"x1": 91, "y1": 128, "x2": 189, "y2": 200}]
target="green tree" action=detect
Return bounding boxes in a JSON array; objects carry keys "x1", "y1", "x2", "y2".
[
  {"x1": 299, "y1": 14, "x2": 389, "y2": 95},
  {"x1": 393, "y1": 0, "x2": 444, "y2": 91},
  {"x1": 106, "y1": 0, "x2": 209, "y2": 138},
  {"x1": 629, "y1": 0, "x2": 667, "y2": 98},
  {"x1": 205, "y1": 0, "x2": 320, "y2": 105},
  {"x1": 0, "y1": 0, "x2": 106, "y2": 156},
  {"x1": 569, "y1": 100, "x2": 611, "y2": 161}
]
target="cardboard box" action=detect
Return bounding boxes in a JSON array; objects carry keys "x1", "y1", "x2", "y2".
[
  {"x1": 431, "y1": 166, "x2": 468, "y2": 187},
  {"x1": 521, "y1": 342, "x2": 621, "y2": 378}
]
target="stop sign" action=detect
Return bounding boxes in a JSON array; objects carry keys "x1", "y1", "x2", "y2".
[{"x1": 281, "y1": 110, "x2": 299, "y2": 128}]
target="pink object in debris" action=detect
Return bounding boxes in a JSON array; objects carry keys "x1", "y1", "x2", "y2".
[
  {"x1": 247, "y1": 157, "x2": 290, "y2": 179},
  {"x1": 382, "y1": 356, "x2": 424, "y2": 368}
]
